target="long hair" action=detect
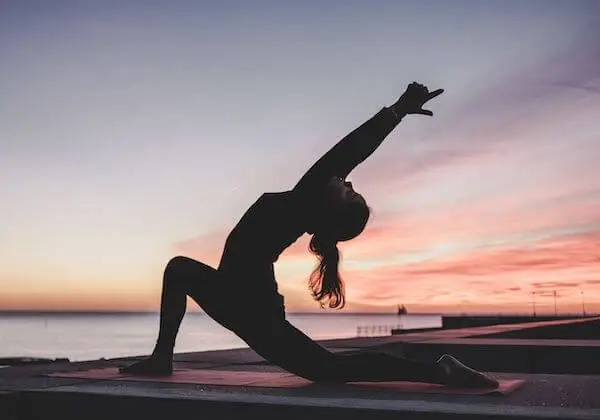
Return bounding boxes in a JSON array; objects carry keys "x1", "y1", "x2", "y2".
[{"x1": 308, "y1": 234, "x2": 345, "y2": 309}]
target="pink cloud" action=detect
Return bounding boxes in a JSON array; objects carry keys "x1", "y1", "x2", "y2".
[{"x1": 342, "y1": 229, "x2": 600, "y2": 310}]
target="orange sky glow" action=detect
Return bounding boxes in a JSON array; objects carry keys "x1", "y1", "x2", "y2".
[{"x1": 2, "y1": 2, "x2": 600, "y2": 315}]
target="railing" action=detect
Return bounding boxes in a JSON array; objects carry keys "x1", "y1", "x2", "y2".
[
  {"x1": 356, "y1": 325, "x2": 402, "y2": 337},
  {"x1": 355, "y1": 313, "x2": 599, "y2": 337}
]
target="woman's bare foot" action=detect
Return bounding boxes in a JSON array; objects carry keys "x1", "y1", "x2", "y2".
[
  {"x1": 119, "y1": 355, "x2": 173, "y2": 376},
  {"x1": 437, "y1": 354, "x2": 498, "y2": 388}
]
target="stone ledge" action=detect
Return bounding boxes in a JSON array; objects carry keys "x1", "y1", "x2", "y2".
[{"x1": 17, "y1": 386, "x2": 600, "y2": 420}]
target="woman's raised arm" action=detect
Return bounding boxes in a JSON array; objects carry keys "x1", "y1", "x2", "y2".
[{"x1": 293, "y1": 82, "x2": 444, "y2": 195}]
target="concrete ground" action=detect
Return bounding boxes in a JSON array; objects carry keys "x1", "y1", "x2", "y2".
[{"x1": 1, "y1": 317, "x2": 599, "y2": 420}]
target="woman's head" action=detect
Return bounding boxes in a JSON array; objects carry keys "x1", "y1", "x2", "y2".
[
  {"x1": 307, "y1": 176, "x2": 371, "y2": 309},
  {"x1": 313, "y1": 176, "x2": 370, "y2": 241}
]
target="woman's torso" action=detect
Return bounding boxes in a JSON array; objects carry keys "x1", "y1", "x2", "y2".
[{"x1": 217, "y1": 190, "x2": 306, "y2": 300}]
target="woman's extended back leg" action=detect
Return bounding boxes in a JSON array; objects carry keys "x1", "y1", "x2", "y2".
[{"x1": 242, "y1": 321, "x2": 496, "y2": 387}]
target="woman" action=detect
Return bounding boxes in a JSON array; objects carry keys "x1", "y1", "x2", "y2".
[{"x1": 121, "y1": 82, "x2": 498, "y2": 388}]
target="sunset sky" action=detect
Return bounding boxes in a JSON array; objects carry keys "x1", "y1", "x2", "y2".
[{"x1": 2, "y1": 0, "x2": 600, "y2": 314}]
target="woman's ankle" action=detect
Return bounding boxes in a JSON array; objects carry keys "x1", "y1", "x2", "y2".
[{"x1": 151, "y1": 344, "x2": 174, "y2": 361}]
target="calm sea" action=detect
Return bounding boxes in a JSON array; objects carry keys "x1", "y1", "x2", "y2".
[{"x1": 0, "y1": 313, "x2": 439, "y2": 362}]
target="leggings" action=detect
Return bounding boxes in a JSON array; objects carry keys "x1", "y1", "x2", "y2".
[{"x1": 153, "y1": 256, "x2": 445, "y2": 384}]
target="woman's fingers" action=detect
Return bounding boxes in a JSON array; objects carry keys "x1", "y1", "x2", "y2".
[
  {"x1": 427, "y1": 89, "x2": 444, "y2": 100},
  {"x1": 418, "y1": 89, "x2": 444, "y2": 115},
  {"x1": 398, "y1": 83, "x2": 444, "y2": 116}
]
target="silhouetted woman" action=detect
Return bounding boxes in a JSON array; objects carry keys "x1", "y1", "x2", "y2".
[{"x1": 121, "y1": 82, "x2": 498, "y2": 388}]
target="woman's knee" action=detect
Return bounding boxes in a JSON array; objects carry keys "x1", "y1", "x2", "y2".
[
  {"x1": 165, "y1": 256, "x2": 191, "y2": 273},
  {"x1": 287, "y1": 363, "x2": 343, "y2": 383},
  {"x1": 165, "y1": 256, "x2": 214, "y2": 278},
  {"x1": 242, "y1": 328, "x2": 343, "y2": 383},
  {"x1": 299, "y1": 355, "x2": 345, "y2": 383}
]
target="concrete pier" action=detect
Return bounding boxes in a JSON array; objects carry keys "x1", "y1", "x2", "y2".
[{"x1": 1, "y1": 316, "x2": 599, "y2": 420}]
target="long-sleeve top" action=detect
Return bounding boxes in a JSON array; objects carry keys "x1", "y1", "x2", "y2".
[{"x1": 217, "y1": 107, "x2": 401, "y2": 301}]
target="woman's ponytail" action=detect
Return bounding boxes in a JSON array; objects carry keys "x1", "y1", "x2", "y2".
[{"x1": 308, "y1": 235, "x2": 345, "y2": 309}]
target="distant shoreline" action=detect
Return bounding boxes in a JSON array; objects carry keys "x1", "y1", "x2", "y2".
[
  {"x1": 0, "y1": 310, "x2": 595, "y2": 317},
  {"x1": 0, "y1": 311, "x2": 432, "y2": 316}
]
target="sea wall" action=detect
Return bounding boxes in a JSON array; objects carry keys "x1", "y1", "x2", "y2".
[
  {"x1": 470, "y1": 317, "x2": 600, "y2": 339},
  {"x1": 441, "y1": 315, "x2": 586, "y2": 330}
]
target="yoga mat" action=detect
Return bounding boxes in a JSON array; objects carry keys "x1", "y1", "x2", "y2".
[{"x1": 47, "y1": 368, "x2": 524, "y2": 396}]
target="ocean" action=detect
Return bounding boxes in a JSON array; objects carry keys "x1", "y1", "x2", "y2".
[{"x1": 0, "y1": 313, "x2": 440, "y2": 362}]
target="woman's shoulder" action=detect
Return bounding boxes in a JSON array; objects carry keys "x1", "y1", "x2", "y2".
[
  {"x1": 258, "y1": 190, "x2": 304, "y2": 211},
  {"x1": 261, "y1": 190, "x2": 295, "y2": 200}
]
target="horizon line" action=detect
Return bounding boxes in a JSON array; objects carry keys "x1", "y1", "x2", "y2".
[{"x1": 0, "y1": 310, "x2": 596, "y2": 317}]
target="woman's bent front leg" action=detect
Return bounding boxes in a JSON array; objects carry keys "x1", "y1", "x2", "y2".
[{"x1": 120, "y1": 256, "x2": 230, "y2": 376}]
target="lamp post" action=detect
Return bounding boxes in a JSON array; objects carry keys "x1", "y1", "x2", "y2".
[
  {"x1": 581, "y1": 291, "x2": 586, "y2": 317},
  {"x1": 553, "y1": 290, "x2": 557, "y2": 316},
  {"x1": 532, "y1": 291, "x2": 537, "y2": 317}
]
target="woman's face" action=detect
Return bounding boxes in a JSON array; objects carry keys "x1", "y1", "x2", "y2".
[
  {"x1": 324, "y1": 176, "x2": 365, "y2": 208},
  {"x1": 309, "y1": 176, "x2": 369, "y2": 241}
]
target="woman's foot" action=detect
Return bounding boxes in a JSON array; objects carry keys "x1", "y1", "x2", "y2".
[
  {"x1": 437, "y1": 354, "x2": 499, "y2": 388},
  {"x1": 119, "y1": 354, "x2": 173, "y2": 376}
]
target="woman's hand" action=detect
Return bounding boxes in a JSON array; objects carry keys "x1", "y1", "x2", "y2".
[{"x1": 391, "y1": 82, "x2": 444, "y2": 117}]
